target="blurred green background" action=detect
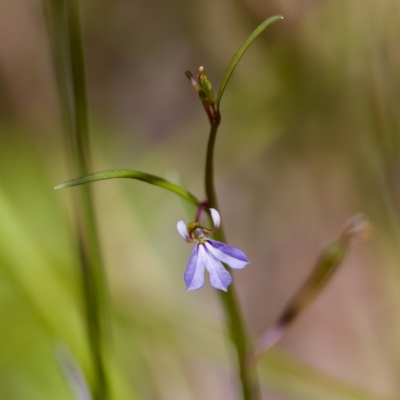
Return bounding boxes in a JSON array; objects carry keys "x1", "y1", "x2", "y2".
[{"x1": 1, "y1": 0, "x2": 400, "y2": 399}]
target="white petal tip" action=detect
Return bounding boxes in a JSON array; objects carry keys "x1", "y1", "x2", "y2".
[
  {"x1": 214, "y1": 284, "x2": 229, "y2": 292},
  {"x1": 210, "y1": 208, "x2": 221, "y2": 230},
  {"x1": 177, "y1": 221, "x2": 190, "y2": 242}
]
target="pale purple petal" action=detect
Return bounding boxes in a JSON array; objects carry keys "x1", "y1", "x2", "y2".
[
  {"x1": 203, "y1": 246, "x2": 232, "y2": 291},
  {"x1": 184, "y1": 243, "x2": 205, "y2": 290},
  {"x1": 177, "y1": 221, "x2": 191, "y2": 242},
  {"x1": 210, "y1": 208, "x2": 221, "y2": 230},
  {"x1": 206, "y1": 239, "x2": 250, "y2": 269}
]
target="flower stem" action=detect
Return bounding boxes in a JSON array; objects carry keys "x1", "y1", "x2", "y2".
[
  {"x1": 195, "y1": 202, "x2": 209, "y2": 222},
  {"x1": 205, "y1": 124, "x2": 219, "y2": 209},
  {"x1": 204, "y1": 124, "x2": 259, "y2": 400}
]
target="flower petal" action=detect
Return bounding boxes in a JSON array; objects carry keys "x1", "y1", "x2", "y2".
[
  {"x1": 203, "y1": 246, "x2": 232, "y2": 291},
  {"x1": 206, "y1": 239, "x2": 250, "y2": 269},
  {"x1": 177, "y1": 220, "x2": 191, "y2": 242},
  {"x1": 210, "y1": 208, "x2": 221, "y2": 230},
  {"x1": 184, "y1": 244, "x2": 205, "y2": 290}
]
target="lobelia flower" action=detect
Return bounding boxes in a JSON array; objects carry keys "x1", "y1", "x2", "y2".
[{"x1": 177, "y1": 208, "x2": 250, "y2": 291}]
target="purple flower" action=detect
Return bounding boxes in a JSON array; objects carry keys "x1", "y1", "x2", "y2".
[{"x1": 177, "y1": 208, "x2": 250, "y2": 291}]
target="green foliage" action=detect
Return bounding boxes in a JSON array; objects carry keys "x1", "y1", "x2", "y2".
[
  {"x1": 55, "y1": 170, "x2": 200, "y2": 206},
  {"x1": 216, "y1": 15, "x2": 283, "y2": 109},
  {"x1": 1, "y1": 1, "x2": 400, "y2": 399}
]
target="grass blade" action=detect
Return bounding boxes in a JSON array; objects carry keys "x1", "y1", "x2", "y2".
[
  {"x1": 55, "y1": 169, "x2": 201, "y2": 206},
  {"x1": 249, "y1": 215, "x2": 371, "y2": 363},
  {"x1": 216, "y1": 15, "x2": 283, "y2": 109}
]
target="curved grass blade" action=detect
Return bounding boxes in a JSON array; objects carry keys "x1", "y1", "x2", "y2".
[
  {"x1": 216, "y1": 15, "x2": 283, "y2": 109},
  {"x1": 55, "y1": 169, "x2": 201, "y2": 206},
  {"x1": 249, "y1": 214, "x2": 371, "y2": 365}
]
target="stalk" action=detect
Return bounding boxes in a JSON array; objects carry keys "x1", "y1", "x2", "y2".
[{"x1": 205, "y1": 124, "x2": 259, "y2": 400}]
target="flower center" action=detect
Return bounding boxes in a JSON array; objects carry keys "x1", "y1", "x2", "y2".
[{"x1": 194, "y1": 227, "x2": 207, "y2": 244}]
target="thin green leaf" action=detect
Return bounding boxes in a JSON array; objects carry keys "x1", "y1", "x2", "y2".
[
  {"x1": 216, "y1": 15, "x2": 283, "y2": 109},
  {"x1": 45, "y1": 1, "x2": 109, "y2": 398},
  {"x1": 55, "y1": 169, "x2": 201, "y2": 206}
]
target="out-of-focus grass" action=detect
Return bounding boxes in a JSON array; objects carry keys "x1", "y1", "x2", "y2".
[
  {"x1": 1, "y1": 0, "x2": 400, "y2": 399},
  {"x1": 0, "y1": 125, "x2": 394, "y2": 399}
]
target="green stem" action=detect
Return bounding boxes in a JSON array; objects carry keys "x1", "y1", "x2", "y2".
[
  {"x1": 204, "y1": 124, "x2": 258, "y2": 400},
  {"x1": 45, "y1": 1, "x2": 109, "y2": 399},
  {"x1": 205, "y1": 125, "x2": 219, "y2": 208}
]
